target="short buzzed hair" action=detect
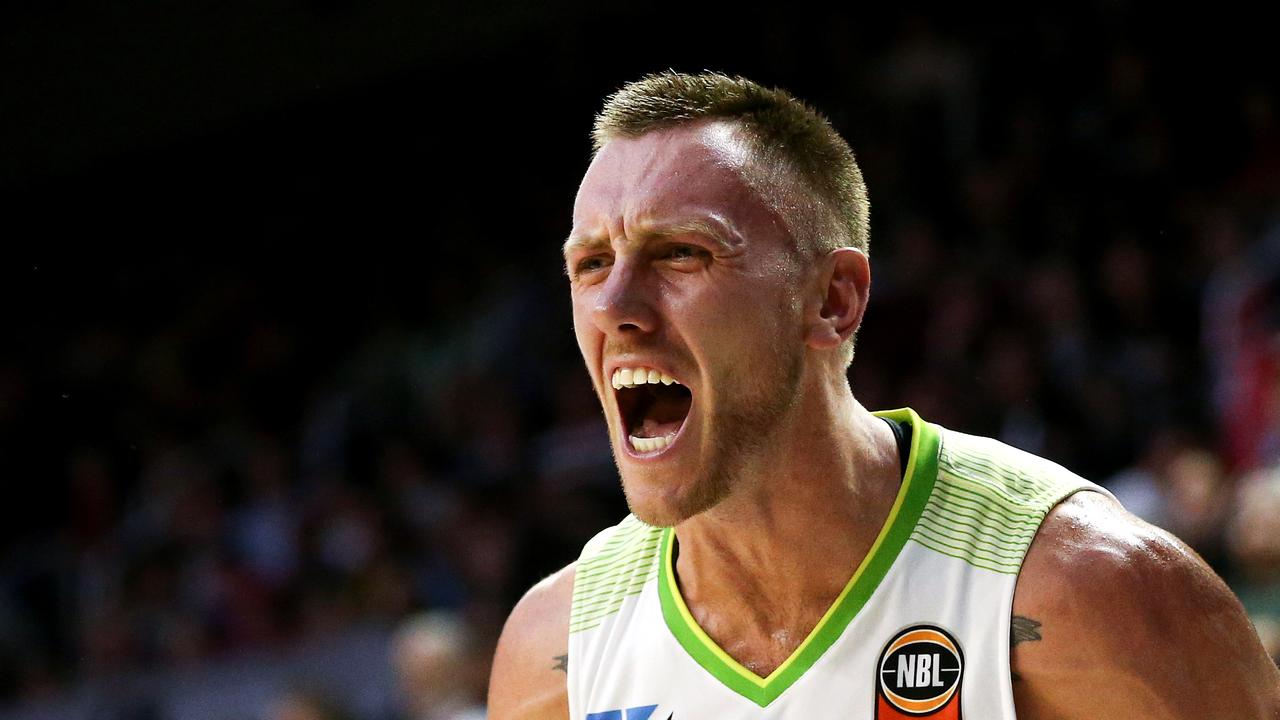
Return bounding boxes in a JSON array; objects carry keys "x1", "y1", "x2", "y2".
[{"x1": 592, "y1": 71, "x2": 870, "y2": 259}]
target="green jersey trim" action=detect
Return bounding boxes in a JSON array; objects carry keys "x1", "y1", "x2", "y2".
[{"x1": 656, "y1": 407, "x2": 940, "y2": 707}]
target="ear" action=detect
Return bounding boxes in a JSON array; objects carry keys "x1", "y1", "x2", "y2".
[{"x1": 803, "y1": 247, "x2": 871, "y2": 351}]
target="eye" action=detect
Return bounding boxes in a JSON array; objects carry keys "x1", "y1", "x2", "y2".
[
  {"x1": 664, "y1": 245, "x2": 704, "y2": 263},
  {"x1": 571, "y1": 255, "x2": 609, "y2": 277}
]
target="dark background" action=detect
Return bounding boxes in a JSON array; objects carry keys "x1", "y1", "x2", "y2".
[{"x1": 2, "y1": 3, "x2": 1278, "y2": 719}]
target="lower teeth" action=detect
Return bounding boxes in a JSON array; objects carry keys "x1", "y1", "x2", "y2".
[{"x1": 630, "y1": 434, "x2": 674, "y2": 453}]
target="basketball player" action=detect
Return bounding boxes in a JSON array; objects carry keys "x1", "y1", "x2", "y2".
[{"x1": 488, "y1": 72, "x2": 1280, "y2": 718}]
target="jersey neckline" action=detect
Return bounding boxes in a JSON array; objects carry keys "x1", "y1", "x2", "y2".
[{"x1": 655, "y1": 407, "x2": 941, "y2": 707}]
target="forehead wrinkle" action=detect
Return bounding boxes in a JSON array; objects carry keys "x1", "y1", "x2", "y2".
[
  {"x1": 564, "y1": 210, "x2": 743, "y2": 260},
  {"x1": 558, "y1": 217, "x2": 732, "y2": 258},
  {"x1": 633, "y1": 214, "x2": 743, "y2": 253}
]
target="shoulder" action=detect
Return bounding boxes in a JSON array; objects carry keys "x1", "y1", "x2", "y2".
[
  {"x1": 1012, "y1": 491, "x2": 1280, "y2": 719},
  {"x1": 487, "y1": 516, "x2": 664, "y2": 719},
  {"x1": 488, "y1": 562, "x2": 575, "y2": 720}
]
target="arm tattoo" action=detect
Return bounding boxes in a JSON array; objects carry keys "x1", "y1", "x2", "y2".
[
  {"x1": 1009, "y1": 615, "x2": 1042, "y2": 682},
  {"x1": 553, "y1": 654, "x2": 568, "y2": 672},
  {"x1": 1011, "y1": 615, "x2": 1042, "y2": 648}
]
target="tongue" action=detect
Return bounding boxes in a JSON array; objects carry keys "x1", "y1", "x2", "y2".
[
  {"x1": 631, "y1": 390, "x2": 690, "y2": 439},
  {"x1": 632, "y1": 417, "x2": 683, "y2": 439}
]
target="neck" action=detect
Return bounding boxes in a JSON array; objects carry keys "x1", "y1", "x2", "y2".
[{"x1": 671, "y1": 377, "x2": 903, "y2": 652}]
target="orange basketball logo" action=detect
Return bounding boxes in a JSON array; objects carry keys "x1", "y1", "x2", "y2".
[{"x1": 875, "y1": 624, "x2": 964, "y2": 718}]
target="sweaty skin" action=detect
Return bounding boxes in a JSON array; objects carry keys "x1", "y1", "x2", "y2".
[{"x1": 488, "y1": 123, "x2": 1280, "y2": 719}]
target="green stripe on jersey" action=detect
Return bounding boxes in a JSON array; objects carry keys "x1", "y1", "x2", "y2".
[
  {"x1": 911, "y1": 430, "x2": 1100, "y2": 574},
  {"x1": 656, "y1": 408, "x2": 939, "y2": 707},
  {"x1": 570, "y1": 515, "x2": 664, "y2": 633}
]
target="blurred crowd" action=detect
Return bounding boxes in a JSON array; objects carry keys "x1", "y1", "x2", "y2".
[{"x1": 3, "y1": 7, "x2": 1279, "y2": 720}]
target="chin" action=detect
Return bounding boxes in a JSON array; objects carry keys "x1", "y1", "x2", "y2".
[
  {"x1": 619, "y1": 470, "x2": 728, "y2": 528},
  {"x1": 619, "y1": 479, "x2": 681, "y2": 528},
  {"x1": 625, "y1": 497, "x2": 692, "y2": 529}
]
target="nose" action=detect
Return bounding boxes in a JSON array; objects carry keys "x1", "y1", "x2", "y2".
[{"x1": 591, "y1": 254, "x2": 659, "y2": 335}]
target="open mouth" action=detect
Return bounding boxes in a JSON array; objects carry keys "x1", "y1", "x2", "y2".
[{"x1": 611, "y1": 367, "x2": 693, "y2": 454}]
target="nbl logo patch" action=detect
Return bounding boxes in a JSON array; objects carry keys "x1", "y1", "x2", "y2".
[{"x1": 874, "y1": 624, "x2": 964, "y2": 718}]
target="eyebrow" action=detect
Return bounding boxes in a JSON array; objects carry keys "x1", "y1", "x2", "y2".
[{"x1": 562, "y1": 216, "x2": 740, "y2": 259}]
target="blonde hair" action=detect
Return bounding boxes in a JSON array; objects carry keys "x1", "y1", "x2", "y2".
[{"x1": 593, "y1": 71, "x2": 869, "y2": 366}]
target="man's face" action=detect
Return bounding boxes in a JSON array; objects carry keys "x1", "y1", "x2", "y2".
[{"x1": 566, "y1": 121, "x2": 808, "y2": 527}]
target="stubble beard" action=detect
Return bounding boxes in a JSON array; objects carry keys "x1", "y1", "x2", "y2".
[{"x1": 618, "y1": 342, "x2": 805, "y2": 528}]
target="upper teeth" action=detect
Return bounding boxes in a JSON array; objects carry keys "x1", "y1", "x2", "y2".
[{"x1": 612, "y1": 367, "x2": 679, "y2": 390}]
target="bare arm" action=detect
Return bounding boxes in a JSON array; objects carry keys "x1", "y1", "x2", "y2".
[
  {"x1": 487, "y1": 563, "x2": 575, "y2": 720},
  {"x1": 1012, "y1": 492, "x2": 1280, "y2": 719}
]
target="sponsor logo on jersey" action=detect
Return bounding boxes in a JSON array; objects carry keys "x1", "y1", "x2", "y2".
[
  {"x1": 585, "y1": 705, "x2": 659, "y2": 720},
  {"x1": 875, "y1": 624, "x2": 964, "y2": 718}
]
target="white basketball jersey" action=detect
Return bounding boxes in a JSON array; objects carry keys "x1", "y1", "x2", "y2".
[{"x1": 566, "y1": 408, "x2": 1110, "y2": 720}]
